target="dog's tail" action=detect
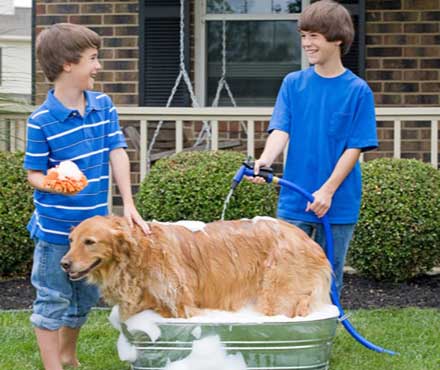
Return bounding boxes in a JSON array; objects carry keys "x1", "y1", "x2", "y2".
[{"x1": 309, "y1": 260, "x2": 333, "y2": 312}]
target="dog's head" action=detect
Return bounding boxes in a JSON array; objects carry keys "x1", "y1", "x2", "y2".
[{"x1": 61, "y1": 215, "x2": 135, "y2": 281}]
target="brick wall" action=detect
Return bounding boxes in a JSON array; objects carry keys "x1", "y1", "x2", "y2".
[
  {"x1": 365, "y1": 0, "x2": 440, "y2": 162},
  {"x1": 34, "y1": 0, "x2": 139, "y2": 106},
  {"x1": 366, "y1": 0, "x2": 440, "y2": 106}
]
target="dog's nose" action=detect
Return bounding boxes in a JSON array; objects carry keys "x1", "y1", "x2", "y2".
[{"x1": 60, "y1": 260, "x2": 71, "y2": 272}]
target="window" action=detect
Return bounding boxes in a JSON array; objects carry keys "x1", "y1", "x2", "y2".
[
  {"x1": 206, "y1": 0, "x2": 302, "y2": 14},
  {"x1": 196, "y1": 0, "x2": 307, "y2": 106}
]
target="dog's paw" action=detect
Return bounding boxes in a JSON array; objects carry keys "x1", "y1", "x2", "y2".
[{"x1": 295, "y1": 296, "x2": 311, "y2": 317}]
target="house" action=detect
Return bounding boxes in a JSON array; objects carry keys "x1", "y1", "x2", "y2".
[
  {"x1": 0, "y1": 0, "x2": 32, "y2": 102},
  {"x1": 32, "y1": 0, "x2": 440, "y2": 209}
]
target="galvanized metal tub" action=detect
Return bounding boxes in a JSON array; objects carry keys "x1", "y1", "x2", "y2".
[{"x1": 123, "y1": 309, "x2": 339, "y2": 370}]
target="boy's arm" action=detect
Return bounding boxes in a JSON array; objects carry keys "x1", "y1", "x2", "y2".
[
  {"x1": 248, "y1": 130, "x2": 289, "y2": 184},
  {"x1": 306, "y1": 148, "x2": 361, "y2": 218},
  {"x1": 27, "y1": 170, "x2": 72, "y2": 194},
  {"x1": 27, "y1": 170, "x2": 47, "y2": 191},
  {"x1": 109, "y1": 148, "x2": 151, "y2": 234}
]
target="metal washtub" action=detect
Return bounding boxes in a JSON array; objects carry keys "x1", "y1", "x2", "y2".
[{"x1": 122, "y1": 314, "x2": 339, "y2": 370}]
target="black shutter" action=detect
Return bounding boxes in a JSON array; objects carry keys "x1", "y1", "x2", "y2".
[
  {"x1": 140, "y1": 0, "x2": 190, "y2": 106},
  {"x1": 340, "y1": 0, "x2": 365, "y2": 78}
]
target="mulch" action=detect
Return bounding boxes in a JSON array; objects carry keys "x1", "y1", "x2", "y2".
[
  {"x1": 340, "y1": 272, "x2": 440, "y2": 309},
  {"x1": 0, "y1": 273, "x2": 439, "y2": 310}
]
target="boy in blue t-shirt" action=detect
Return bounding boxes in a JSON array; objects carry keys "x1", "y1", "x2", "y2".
[
  {"x1": 24, "y1": 23, "x2": 150, "y2": 369},
  {"x1": 250, "y1": 1, "x2": 378, "y2": 297}
]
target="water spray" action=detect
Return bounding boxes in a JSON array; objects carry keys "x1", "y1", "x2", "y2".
[{"x1": 230, "y1": 161, "x2": 397, "y2": 355}]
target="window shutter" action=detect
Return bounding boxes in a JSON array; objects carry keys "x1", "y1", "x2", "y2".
[
  {"x1": 140, "y1": 0, "x2": 190, "y2": 106},
  {"x1": 340, "y1": 0, "x2": 365, "y2": 78}
]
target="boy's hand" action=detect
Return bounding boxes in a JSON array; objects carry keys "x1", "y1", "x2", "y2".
[
  {"x1": 43, "y1": 178, "x2": 85, "y2": 195},
  {"x1": 48, "y1": 187, "x2": 80, "y2": 196},
  {"x1": 27, "y1": 169, "x2": 82, "y2": 195},
  {"x1": 43, "y1": 161, "x2": 88, "y2": 194},
  {"x1": 306, "y1": 187, "x2": 334, "y2": 218},
  {"x1": 123, "y1": 205, "x2": 151, "y2": 235},
  {"x1": 244, "y1": 158, "x2": 271, "y2": 184}
]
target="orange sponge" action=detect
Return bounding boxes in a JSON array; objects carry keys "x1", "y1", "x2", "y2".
[{"x1": 43, "y1": 161, "x2": 88, "y2": 194}]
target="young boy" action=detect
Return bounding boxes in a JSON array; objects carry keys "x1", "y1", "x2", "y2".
[
  {"x1": 24, "y1": 23, "x2": 150, "y2": 370},
  {"x1": 250, "y1": 0, "x2": 378, "y2": 297}
]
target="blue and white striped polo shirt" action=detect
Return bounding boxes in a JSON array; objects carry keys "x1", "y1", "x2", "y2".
[{"x1": 24, "y1": 89, "x2": 127, "y2": 245}]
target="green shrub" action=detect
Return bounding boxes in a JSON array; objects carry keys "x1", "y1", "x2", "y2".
[
  {"x1": 136, "y1": 151, "x2": 277, "y2": 222},
  {"x1": 349, "y1": 158, "x2": 440, "y2": 282},
  {"x1": 0, "y1": 151, "x2": 34, "y2": 276}
]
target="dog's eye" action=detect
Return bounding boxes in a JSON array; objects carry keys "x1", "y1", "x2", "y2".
[{"x1": 84, "y1": 238, "x2": 96, "y2": 246}]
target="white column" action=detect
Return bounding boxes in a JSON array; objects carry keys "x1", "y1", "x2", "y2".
[
  {"x1": 140, "y1": 120, "x2": 148, "y2": 181},
  {"x1": 247, "y1": 120, "x2": 255, "y2": 158},
  {"x1": 9, "y1": 120, "x2": 16, "y2": 151},
  {"x1": 211, "y1": 120, "x2": 218, "y2": 150},
  {"x1": 176, "y1": 120, "x2": 183, "y2": 153},
  {"x1": 17, "y1": 120, "x2": 26, "y2": 151},
  {"x1": 393, "y1": 120, "x2": 401, "y2": 159},
  {"x1": 432, "y1": 120, "x2": 438, "y2": 168}
]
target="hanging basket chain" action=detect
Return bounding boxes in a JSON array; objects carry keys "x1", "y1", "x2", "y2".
[
  {"x1": 147, "y1": 0, "x2": 207, "y2": 171},
  {"x1": 210, "y1": 1, "x2": 247, "y2": 131},
  {"x1": 147, "y1": 0, "x2": 245, "y2": 171}
]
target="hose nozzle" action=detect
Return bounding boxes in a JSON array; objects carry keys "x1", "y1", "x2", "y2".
[
  {"x1": 230, "y1": 160, "x2": 274, "y2": 192},
  {"x1": 243, "y1": 160, "x2": 274, "y2": 183}
]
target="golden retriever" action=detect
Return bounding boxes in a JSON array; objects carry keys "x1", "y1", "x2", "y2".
[{"x1": 61, "y1": 216, "x2": 331, "y2": 321}]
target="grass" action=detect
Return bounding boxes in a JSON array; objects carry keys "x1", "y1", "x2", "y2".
[
  {"x1": 0, "y1": 308, "x2": 439, "y2": 370},
  {"x1": 331, "y1": 308, "x2": 440, "y2": 370}
]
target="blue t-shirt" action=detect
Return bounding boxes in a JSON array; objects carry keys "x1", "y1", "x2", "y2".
[
  {"x1": 269, "y1": 67, "x2": 378, "y2": 224},
  {"x1": 24, "y1": 90, "x2": 127, "y2": 244}
]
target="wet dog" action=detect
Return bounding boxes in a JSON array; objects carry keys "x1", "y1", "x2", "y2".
[{"x1": 61, "y1": 215, "x2": 331, "y2": 321}]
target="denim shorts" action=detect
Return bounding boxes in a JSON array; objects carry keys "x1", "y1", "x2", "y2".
[
  {"x1": 279, "y1": 218, "x2": 355, "y2": 297},
  {"x1": 30, "y1": 238, "x2": 100, "y2": 330}
]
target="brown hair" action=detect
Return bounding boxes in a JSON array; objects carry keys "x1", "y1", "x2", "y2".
[
  {"x1": 298, "y1": 0, "x2": 354, "y2": 55},
  {"x1": 36, "y1": 23, "x2": 101, "y2": 82}
]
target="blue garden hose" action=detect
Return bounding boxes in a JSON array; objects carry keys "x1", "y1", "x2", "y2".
[{"x1": 232, "y1": 162, "x2": 397, "y2": 355}]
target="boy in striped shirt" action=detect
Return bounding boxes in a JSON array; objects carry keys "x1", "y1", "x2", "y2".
[{"x1": 24, "y1": 23, "x2": 150, "y2": 370}]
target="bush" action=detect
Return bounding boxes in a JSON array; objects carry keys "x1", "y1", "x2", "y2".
[
  {"x1": 0, "y1": 151, "x2": 34, "y2": 276},
  {"x1": 136, "y1": 151, "x2": 277, "y2": 222},
  {"x1": 349, "y1": 158, "x2": 440, "y2": 282}
]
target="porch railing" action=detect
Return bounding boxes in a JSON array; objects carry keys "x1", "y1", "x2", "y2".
[
  {"x1": 2, "y1": 106, "x2": 440, "y2": 169},
  {"x1": 2, "y1": 107, "x2": 439, "y2": 211}
]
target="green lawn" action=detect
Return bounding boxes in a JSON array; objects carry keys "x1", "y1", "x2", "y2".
[{"x1": 0, "y1": 308, "x2": 439, "y2": 370}]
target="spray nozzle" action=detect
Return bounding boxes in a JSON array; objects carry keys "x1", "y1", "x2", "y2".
[
  {"x1": 230, "y1": 161, "x2": 274, "y2": 191},
  {"x1": 243, "y1": 160, "x2": 274, "y2": 182}
]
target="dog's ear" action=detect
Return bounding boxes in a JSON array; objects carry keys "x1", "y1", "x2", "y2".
[
  {"x1": 109, "y1": 217, "x2": 130, "y2": 239},
  {"x1": 68, "y1": 225, "x2": 75, "y2": 241}
]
